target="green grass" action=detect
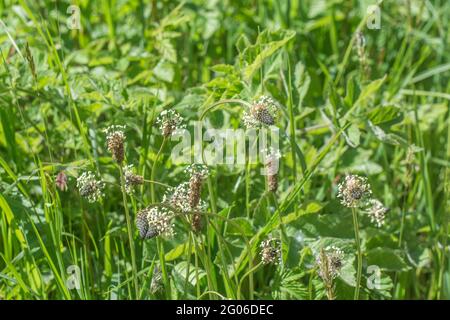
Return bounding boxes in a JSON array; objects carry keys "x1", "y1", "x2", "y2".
[{"x1": 0, "y1": 0, "x2": 449, "y2": 300}]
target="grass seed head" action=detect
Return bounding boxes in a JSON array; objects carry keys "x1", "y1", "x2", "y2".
[{"x1": 76, "y1": 171, "x2": 105, "y2": 203}]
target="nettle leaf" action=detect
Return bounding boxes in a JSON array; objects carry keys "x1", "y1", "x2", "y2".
[
  {"x1": 366, "y1": 247, "x2": 411, "y2": 272},
  {"x1": 239, "y1": 29, "x2": 296, "y2": 81}
]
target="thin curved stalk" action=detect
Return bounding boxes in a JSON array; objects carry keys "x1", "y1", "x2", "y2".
[
  {"x1": 199, "y1": 99, "x2": 253, "y2": 121},
  {"x1": 237, "y1": 262, "x2": 263, "y2": 300},
  {"x1": 149, "y1": 137, "x2": 171, "y2": 299},
  {"x1": 270, "y1": 192, "x2": 286, "y2": 268},
  {"x1": 119, "y1": 165, "x2": 139, "y2": 299},
  {"x1": 437, "y1": 104, "x2": 450, "y2": 299},
  {"x1": 150, "y1": 138, "x2": 167, "y2": 203},
  {"x1": 143, "y1": 179, "x2": 172, "y2": 188},
  {"x1": 352, "y1": 207, "x2": 362, "y2": 300}
]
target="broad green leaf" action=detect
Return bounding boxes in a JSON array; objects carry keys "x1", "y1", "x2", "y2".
[
  {"x1": 0, "y1": 194, "x2": 27, "y2": 247},
  {"x1": 226, "y1": 217, "x2": 253, "y2": 236},
  {"x1": 366, "y1": 247, "x2": 411, "y2": 271},
  {"x1": 165, "y1": 242, "x2": 192, "y2": 261}
]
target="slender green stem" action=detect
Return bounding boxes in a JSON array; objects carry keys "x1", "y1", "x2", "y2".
[
  {"x1": 271, "y1": 192, "x2": 286, "y2": 268},
  {"x1": 119, "y1": 165, "x2": 139, "y2": 299},
  {"x1": 437, "y1": 105, "x2": 450, "y2": 299},
  {"x1": 183, "y1": 234, "x2": 192, "y2": 298},
  {"x1": 157, "y1": 238, "x2": 171, "y2": 299},
  {"x1": 199, "y1": 99, "x2": 253, "y2": 122},
  {"x1": 352, "y1": 207, "x2": 362, "y2": 300},
  {"x1": 150, "y1": 138, "x2": 167, "y2": 203},
  {"x1": 237, "y1": 262, "x2": 263, "y2": 300},
  {"x1": 149, "y1": 137, "x2": 171, "y2": 299}
]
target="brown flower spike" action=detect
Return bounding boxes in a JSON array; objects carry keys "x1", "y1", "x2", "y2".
[
  {"x1": 186, "y1": 164, "x2": 209, "y2": 210},
  {"x1": 264, "y1": 148, "x2": 281, "y2": 193},
  {"x1": 104, "y1": 125, "x2": 125, "y2": 164}
]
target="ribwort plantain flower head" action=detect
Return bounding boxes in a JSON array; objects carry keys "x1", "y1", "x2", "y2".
[
  {"x1": 104, "y1": 125, "x2": 126, "y2": 164},
  {"x1": 263, "y1": 147, "x2": 281, "y2": 192},
  {"x1": 156, "y1": 109, "x2": 184, "y2": 137},
  {"x1": 243, "y1": 96, "x2": 279, "y2": 128},
  {"x1": 163, "y1": 181, "x2": 207, "y2": 214},
  {"x1": 186, "y1": 164, "x2": 209, "y2": 209},
  {"x1": 123, "y1": 165, "x2": 144, "y2": 194},
  {"x1": 147, "y1": 207, "x2": 175, "y2": 238},
  {"x1": 135, "y1": 209, "x2": 156, "y2": 239},
  {"x1": 364, "y1": 198, "x2": 388, "y2": 227},
  {"x1": 136, "y1": 206, "x2": 175, "y2": 239},
  {"x1": 191, "y1": 211, "x2": 203, "y2": 233},
  {"x1": 163, "y1": 182, "x2": 190, "y2": 213},
  {"x1": 76, "y1": 171, "x2": 105, "y2": 203},
  {"x1": 316, "y1": 246, "x2": 344, "y2": 281},
  {"x1": 337, "y1": 174, "x2": 372, "y2": 208},
  {"x1": 260, "y1": 237, "x2": 281, "y2": 265}
]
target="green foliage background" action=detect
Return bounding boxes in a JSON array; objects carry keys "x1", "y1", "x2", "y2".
[{"x1": 0, "y1": 0, "x2": 449, "y2": 299}]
